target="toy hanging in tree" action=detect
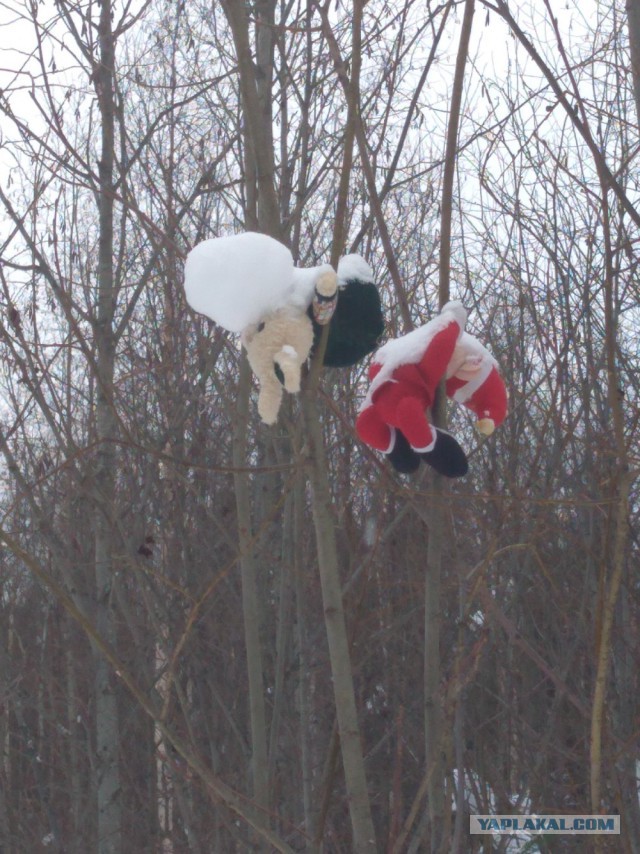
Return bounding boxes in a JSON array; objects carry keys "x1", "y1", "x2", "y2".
[
  {"x1": 356, "y1": 300, "x2": 507, "y2": 477},
  {"x1": 184, "y1": 232, "x2": 384, "y2": 424},
  {"x1": 314, "y1": 253, "x2": 386, "y2": 368}
]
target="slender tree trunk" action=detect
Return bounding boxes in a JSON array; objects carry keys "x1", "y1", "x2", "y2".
[
  {"x1": 220, "y1": 0, "x2": 278, "y2": 823},
  {"x1": 268, "y1": 487, "x2": 294, "y2": 797},
  {"x1": 613, "y1": 590, "x2": 640, "y2": 852},
  {"x1": 627, "y1": 0, "x2": 640, "y2": 128},
  {"x1": 424, "y1": 488, "x2": 445, "y2": 854},
  {"x1": 232, "y1": 355, "x2": 270, "y2": 815},
  {"x1": 222, "y1": 2, "x2": 375, "y2": 846},
  {"x1": 301, "y1": 392, "x2": 377, "y2": 852},
  {"x1": 589, "y1": 173, "x2": 632, "y2": 826},
  {"x1": 426, "y1": 3, "x2": 474, "y2": 851},
  {"x1": 301, "y1": 3, "x2": 375, "y2": 847},
  {"x1": 221, "y1": 0, "x2": 282, "y2": 237},
  {"x1": 292, "y1": 476, "x2": 314, "y2": 844},
  {"x1": 424, "y1": 0, "x2": 475, "y2": 854},
  {"x1": 65, "y1": 627, "x2": 83, "y2": 850},
  {"x1": 93, "y1": 3, "x2": 121, "y2": 852}
]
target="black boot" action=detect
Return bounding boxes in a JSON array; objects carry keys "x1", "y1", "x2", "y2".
[
  {"x1": 420, "y1": 429, "x2": 468, "y2": 478},
  {"x1": 387, "y1": 430, "x2": 421, "y2": 474}
]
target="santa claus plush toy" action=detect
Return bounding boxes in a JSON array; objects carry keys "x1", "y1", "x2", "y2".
[{"x1": 356, "y1": 301, "x2": 507, "y2": 477}]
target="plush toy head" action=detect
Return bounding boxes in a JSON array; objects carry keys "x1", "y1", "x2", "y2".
[
  {"x1": 241, "y1": 306, "x2": 314, "y2": 425},
  {"x1": 445, "y1": 332, "x2": 508, "y2": 436}
]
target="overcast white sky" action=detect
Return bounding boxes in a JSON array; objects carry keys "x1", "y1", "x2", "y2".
[{"x1": 0, "y1": 0, "x2": 607, "y2": 191}]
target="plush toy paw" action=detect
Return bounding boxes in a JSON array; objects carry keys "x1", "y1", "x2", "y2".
[
  {"x1": 476, "y1": 418, "x2": 495, "y2": 436},
  {"x1": 274, "y1": 346, "x2": 303, "y2": 393},
  {"x1": 420, "y1": 429, "x2": 469, "y2": 478},
  {"x1": 316, "y1": 270, "x2": 338, "y2": 297},
  {"x1": 312, "y1": 270, "x2": 338, "y2": 326},
  {"x1": 257, "y1": 385, "x2": 284, "y2": 425}
]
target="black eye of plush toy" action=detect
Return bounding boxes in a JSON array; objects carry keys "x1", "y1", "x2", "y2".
[{"x1": 257, "y1": 321, "x2": 265, "y2": 332}]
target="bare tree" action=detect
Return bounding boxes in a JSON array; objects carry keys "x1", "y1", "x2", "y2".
[
  {"x1": 627, "y1": 0, "x2": 640, "y2": 125},
  {"x1": 0, "y1": 1, "x2": 638, "y2": 852}
]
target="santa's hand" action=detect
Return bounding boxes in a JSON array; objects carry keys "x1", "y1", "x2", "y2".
[{"x1": 476, "y1": 418, "x2": 495, "y2": 436}]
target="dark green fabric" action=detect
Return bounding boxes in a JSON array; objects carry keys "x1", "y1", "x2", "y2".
[{"x1": 311, "y1": 279, "x2": 385, "y2": 368}]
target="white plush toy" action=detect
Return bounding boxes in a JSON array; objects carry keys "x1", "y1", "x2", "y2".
[
  {"x1": 184, "y1": 233, "x2": 339, "y2": 423},
  {"x1": 239, "y1": 269, "x2": 338, "y2": 423}
]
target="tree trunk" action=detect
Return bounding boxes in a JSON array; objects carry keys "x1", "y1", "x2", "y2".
[
  {"x1": 589, "y1": 170, "x2": 632, "y2": 825},
  {"x1": 302, "y1": 391, "x2": 377, "y2": 853},
  {"x1": 424, "y1": 489, "x2": 445, "y2": 853},
  {"x1": 221, "y1": 0, "x2": 282, "y2": 237},
  {"x1": 425, "y1": 2, "x2": 474, "y2": 851},
  {"x1": 93, "y1": 3, "x2": 121, "y2": 851},
  {"x1": 232, "y1": 355, "x2": 270, "y2": 815},
  {"x1": 612, "y1": 589, "x2": 640, "y2": 853},
  {"x1": 292, "y1": 476, "x2": 314, "y2": 842},
  {"x1": 627, "y1": 0, "x2": 640, "y2": 127}
]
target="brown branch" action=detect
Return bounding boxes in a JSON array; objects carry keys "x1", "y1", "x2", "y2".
[{"x1": 482, "y1": 0, "x2": 640, "y2": 230}]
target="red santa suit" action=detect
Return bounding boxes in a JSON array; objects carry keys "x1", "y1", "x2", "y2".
[{"x1": 356, "y1": 301, "x2": 507, "y2": 464}]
